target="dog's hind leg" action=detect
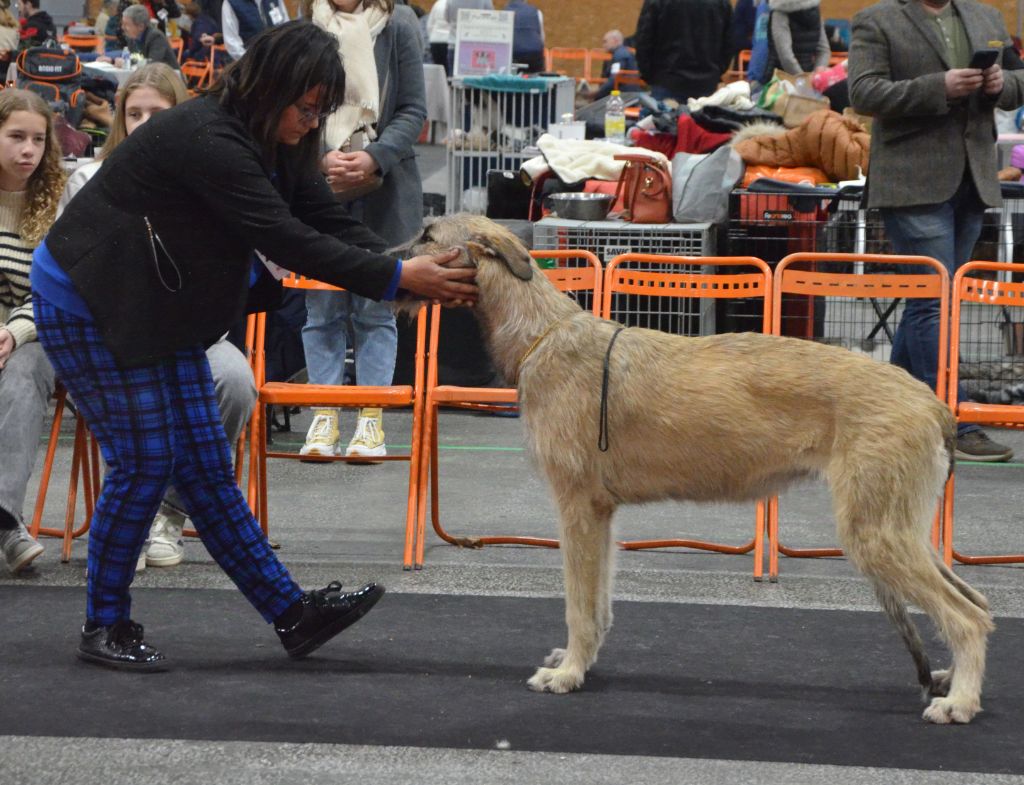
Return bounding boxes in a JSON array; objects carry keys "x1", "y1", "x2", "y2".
[
  {"x1": 528, "y1": 492, "x2": 615, "y2": 694},
  {"x1": 843, "y1": 523, "x2": 992, "y2": 724}
]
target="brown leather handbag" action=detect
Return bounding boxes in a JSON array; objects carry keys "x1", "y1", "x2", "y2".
[{"x1": 612, "y1": 153, "x2": 673, "y2": 223}]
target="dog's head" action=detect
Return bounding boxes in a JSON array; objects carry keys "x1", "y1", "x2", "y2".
[{"x1": 407, "y1": 214, "x2": 535, "y2": 283}]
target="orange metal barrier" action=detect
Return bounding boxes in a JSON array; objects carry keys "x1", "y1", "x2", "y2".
[
  {"x1": 413, "y1": 250, "x2": 602, "y2": 569},
  {"x1": 943, "y1": 261, "x2": 1024, "y2": 565},
  {"x1": 601, "y1": 253, "x2": 774, "y2": 579},
  {"x1": 768, "y1": 252, "x2": 950, "y2": 580}
]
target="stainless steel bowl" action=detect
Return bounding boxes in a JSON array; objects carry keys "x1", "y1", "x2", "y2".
[{"x1": 545, "y1": 192, "x2": 615, "y2": 221}]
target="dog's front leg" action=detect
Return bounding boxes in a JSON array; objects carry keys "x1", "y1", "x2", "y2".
[{"x1": 528, "y1": 495, "x2": 615, "y2": 694}]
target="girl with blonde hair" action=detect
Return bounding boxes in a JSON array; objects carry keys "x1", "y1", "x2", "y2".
[{"x1": 0, "y1": 89, "x2": 67, "y2": 574}]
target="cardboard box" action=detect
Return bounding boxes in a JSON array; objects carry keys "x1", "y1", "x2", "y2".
[{"x1": 777, "y1": 93, "x2": 831, "y2": 128}]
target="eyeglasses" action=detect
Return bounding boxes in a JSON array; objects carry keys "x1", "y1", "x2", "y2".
[{"x1": 294, "y1": 103, "x2": 332, "y2": 126}]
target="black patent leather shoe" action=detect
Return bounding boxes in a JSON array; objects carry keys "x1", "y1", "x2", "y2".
[
  {"x1": 276, "y1": 581, "x2": 384, "y2": 658},
  {"x1": 77, "y1": 620, "x2": 168, "y2": 672}
]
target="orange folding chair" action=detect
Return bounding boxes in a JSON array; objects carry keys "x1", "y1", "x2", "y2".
[
  {"x1": 249, "y1": 276, "x2": 428, "y2": 569},
  {"x1": 210, "y1": 44, "x2": 228, "y2": 80},
  {"x1": 546, "y1": 47, "x2": 590, "y2": 81},
  {"x1": 602, "y1": 253, "x2": 774, "y2": 579},
  {"x1": 767, "y1": 252, "x2": 950, "y2": 580},
  {"x1": 412, "y1": 250, "x2": 602, "y2": 569},
  {"x1": 942, "y1": 261, "x2": 1024, "y2": 565}
]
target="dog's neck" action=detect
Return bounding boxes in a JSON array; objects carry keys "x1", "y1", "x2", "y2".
[{"x1": 474, "y1": 268, "x2": 582, "y2": 386}]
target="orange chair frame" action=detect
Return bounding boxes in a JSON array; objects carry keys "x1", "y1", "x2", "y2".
[
  {"x1": 63, "y1": 34, "x2": 103, "y2": 54},
  {"x1": 169, "y1": 35, "x2": 184, "y2": 63},
  {"x1": 413, "y1": 250, "x2": 603, "y2": 569},
  {"x1": 942, "y1": 261, "x2": 1024, "y2": 565},
  {"x1": 180, "y1": 58, "x2": 212, "y2": 92},
  {"x1": 249, "y1": 276, "x2": 428, "y2": 569},
  {"x1": 29, "y1": 386, "x2": 101, "y2": 562},
  {"x1": 601, "y1": 254, "x2": 774, "y2": 579},
  {"x1": 768, "y1": 252, "x2": 950, "y2": 580},
  {"x1": 545, "y1": 47, "x2": 590, "y2": 81},
  {"x1": 586, "y1": 48, "x2": 611, "y2": 82},
  {"x1": 612, "y1": 69, "x2": 648, "y2": 92}
]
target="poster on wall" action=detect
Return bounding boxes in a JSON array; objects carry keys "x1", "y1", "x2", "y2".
[{"x1": 454, "y1": 9, "x2": 514, "y2": 77}]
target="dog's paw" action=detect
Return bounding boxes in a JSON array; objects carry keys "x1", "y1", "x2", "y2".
[
  {"x1": 927, "y1": 669, "x2": 953, "y2": 698},
  {"x1": 527, "y1": 665, "x2": 584, "y2": 694},
  {"x1": 922, "y1": 696, "x2": 980, "y2": 724},
  {"x1": 543, "y1": 648, "x2": 566, "y2": 668}
]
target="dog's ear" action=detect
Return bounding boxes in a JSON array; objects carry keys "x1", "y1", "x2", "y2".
[{"x1": 465, "y1": 235, "x2": 534, "y2": 281}]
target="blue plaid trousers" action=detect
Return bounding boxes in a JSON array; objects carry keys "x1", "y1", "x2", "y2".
[{"x1": 33, "y1": 294, "x2": 303, "y2": 626}]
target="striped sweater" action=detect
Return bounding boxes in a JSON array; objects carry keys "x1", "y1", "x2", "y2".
[{"x1": 0, "y1": 189, "x2": 35, "y2": 348}]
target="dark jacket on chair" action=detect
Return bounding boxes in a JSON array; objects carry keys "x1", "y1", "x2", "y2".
[{"x1": 44, "y1": 96, "x2": 396, "y2": 367}]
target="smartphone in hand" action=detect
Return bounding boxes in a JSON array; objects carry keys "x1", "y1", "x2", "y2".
[{"x1": 968, "y1": 48, "x2": 1000, "y2": 70}]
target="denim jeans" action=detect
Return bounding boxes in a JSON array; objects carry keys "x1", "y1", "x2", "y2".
[
  {"x1": 0, "y1": 342, "x2": 55, "y2": 526},
  {"x1": 880, "y1": 177, "x2": 985, "y2": 436},
  {"x1": 302, "y1": 290, "x2": 398, "y2": 387}
]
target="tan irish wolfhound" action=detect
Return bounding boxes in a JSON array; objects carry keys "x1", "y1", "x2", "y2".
[{"x1": 406, "y1": 214, "x2": 993, "y2": 724}]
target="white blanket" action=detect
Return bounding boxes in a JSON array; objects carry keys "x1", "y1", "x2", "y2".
[{"x1": 521, "y1": 134, "x2": 669, "y2": 185}]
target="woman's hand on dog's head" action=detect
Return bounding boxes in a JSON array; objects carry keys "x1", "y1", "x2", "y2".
[{"x1": 400, "y1": 248, "x2": 478, "y2": 307}]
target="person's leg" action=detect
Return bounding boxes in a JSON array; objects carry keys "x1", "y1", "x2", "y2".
[
  {"x1": 148, "y1": 336, "x2": 258, "y2": 567},
  {"x1": 883, "y1": 187, "x2": 1012, "y2": 459},
  {"x1": 33, "y1": 300, "x2": 174, "y2": 627},
  {"x1": 881, "y1": 201, "x2": 954, "y2": 391},
  {"x1": 300, "y1": 289, "x2": 350, "y2": 456},
  {"x1": 160, "y1": 345, "x2": 385, "y2": 655},
  {"x1": 0, "y1": 343, "x2": 53, "y2": 573},
  {"x1": 346, "y1": 294, "x2": 398, "y2": 459}
]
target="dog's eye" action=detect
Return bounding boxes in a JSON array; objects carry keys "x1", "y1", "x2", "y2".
[{"x1": 421, "y1": 229, "x2": 433, "y2": 243}]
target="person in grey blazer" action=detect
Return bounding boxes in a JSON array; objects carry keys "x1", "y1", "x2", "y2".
[
  {"x1": 848, "y1": 0, "x2": 1024, "y2": 461},
  {"x1": 301, "y1": 0, "x2": 429, "y2": 460}
]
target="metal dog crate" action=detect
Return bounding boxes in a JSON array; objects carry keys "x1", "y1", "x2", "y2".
[
  {"x1": 446, "y1": 76, "x2": 574, "y2": 214},
  {"x1": 532, "y1": 217, "x2": 717, "y2": 336}
]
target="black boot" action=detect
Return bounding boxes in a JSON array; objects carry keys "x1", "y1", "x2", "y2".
[
  {"x1": 275, "y1": 581, "x2": 384, "y2": 658},
  {"x1": 78, "y1": 620, "x2": 168, "y2": 672}
]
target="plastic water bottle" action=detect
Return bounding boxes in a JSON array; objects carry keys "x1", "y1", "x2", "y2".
[
  {"x1": 121, "y1": 46, "x2": 131, "y2": 68},
  {"x1": 604, "y1": 90, "x2": 626, "y2": 145}
]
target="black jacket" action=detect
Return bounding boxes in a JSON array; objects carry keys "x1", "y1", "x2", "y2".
[
  {"x1": 635, "y1": 0, "x2": 733, "y2": 99},
  {"x1": 20, "y1": 10, "x2": 57, "y2": 48},
  {"x1": 47, "y1": 96, "x2": 397, "y2": 368}
]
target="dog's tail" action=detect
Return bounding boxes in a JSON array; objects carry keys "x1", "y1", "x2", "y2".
[{"x1": 873, "y1": 583, "x2": 935, "y2": 697}]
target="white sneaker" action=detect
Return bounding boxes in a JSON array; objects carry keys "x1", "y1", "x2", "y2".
[
  {"x1": 346, "y1": 408, "x2": 386, "y2": 462},
  {"x1": 300, "y1": 409, "x2": 341, "y2": 457},
  {"x1": 146, "y1": 508, "x2": 185, "y2": 568},
  {"x1": 0, "y1": 524, "x2": 44, "y2": 575}
]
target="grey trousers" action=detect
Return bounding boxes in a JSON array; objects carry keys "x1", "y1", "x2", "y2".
[
  {"x1": 0, "y1": 342, "x2": 55, "y2": 526},
  {"x1": 0, "y1": 336, "x2": 255, "y2": 527},
  {"x1": 161, "y1": 337, "x2": 257, "y2": 517}
]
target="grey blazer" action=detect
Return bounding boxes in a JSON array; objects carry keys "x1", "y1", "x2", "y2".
[
  {"x1": 356, "y1": 5, "x2": 427, "y2": 247},
  {"x1": 848, "y1": 0, "x2": 1024, "y2": 209}
]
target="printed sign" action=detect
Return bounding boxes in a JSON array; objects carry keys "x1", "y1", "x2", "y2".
[{"x1": 454, "y1": 9, "x2": 514, "y2": 77}]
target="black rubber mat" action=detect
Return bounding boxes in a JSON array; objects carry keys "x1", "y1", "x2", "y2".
[{"x1": 1, "y1": 585, "x2": 1021, "y2": 774}]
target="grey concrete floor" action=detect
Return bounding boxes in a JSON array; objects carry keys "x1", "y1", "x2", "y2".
[{"x1": 2, "y1": 144, "x2": 1024, "y2": 785}]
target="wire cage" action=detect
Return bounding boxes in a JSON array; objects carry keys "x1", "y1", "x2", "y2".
[
  {"x1": 446, "y1": 77, "x2": 574, "y2": 214},
  {"x1": 532, "y1": 218, "x2": 718, "y2": 335},
  {"x1": 955, "y1": 272, "x2": 1024, "y2": 409}
]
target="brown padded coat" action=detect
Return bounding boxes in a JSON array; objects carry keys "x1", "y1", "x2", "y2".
[{"x1": 732, "y1": 109, "x2": 870, "y2": 181}]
